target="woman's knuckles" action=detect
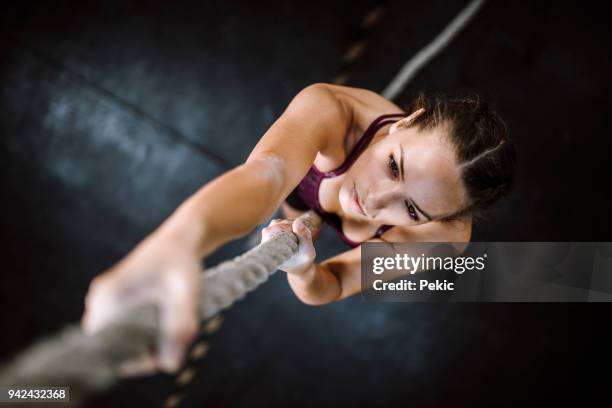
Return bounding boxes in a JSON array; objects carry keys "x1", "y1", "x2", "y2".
[
  {"x1": 262, "y1": 223, "x2": 295, "y2": 241},
  {"x1": 298, "y1": 253, "x2": 314, "y2": 264}
]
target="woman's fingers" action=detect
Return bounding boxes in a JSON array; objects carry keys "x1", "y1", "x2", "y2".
[
  {"x1": 82, "y1": 276, "x2": 124, "y2": 335},
  {"x1": 157, "y1": 265, "x2": 200, "y2": 373},
  {"x1": 260, "y1": 218, "x2": 316, "y2": 275},
  {"x1": 82, "y1": 269, "x2": 159, "y2": 334},
  {"x1": 261, "y1": 219, "x2": 293, "y2": 241},
  {"x1": 82, "y1": 258, "x2": 201, "y2": 376},
  {"x1": 292, "y1": 219, "x2": 316, "y2": 263}
]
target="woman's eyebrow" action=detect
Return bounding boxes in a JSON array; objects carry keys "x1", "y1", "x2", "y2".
[{"x1": 399, "y1": 144, "x2": 434, "y2": 221}]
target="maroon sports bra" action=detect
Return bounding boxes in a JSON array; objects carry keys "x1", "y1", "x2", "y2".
[{"x1": 285, "y1": 112, "x2": 408, "y2": 247}]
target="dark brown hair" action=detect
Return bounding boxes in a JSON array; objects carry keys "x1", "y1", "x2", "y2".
[{"x1": 404, "y1": 92, "x2": 517, "y2": 223}]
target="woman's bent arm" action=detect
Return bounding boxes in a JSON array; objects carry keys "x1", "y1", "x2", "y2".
[
  {"x1": 287, "y1": 246, "x2": 362, "y2": 305},
  {"x1": 286, "y1": 221, "x2": 473, "y2": 305}
]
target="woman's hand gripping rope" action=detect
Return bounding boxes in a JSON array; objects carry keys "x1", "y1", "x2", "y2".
[{"x1": 261, "y1": 218, "x2": 316, "y2": 276}]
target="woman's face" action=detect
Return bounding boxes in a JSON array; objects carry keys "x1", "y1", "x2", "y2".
[{"x1": 338, "y1": 118, "x2": 468, "y2": 226}]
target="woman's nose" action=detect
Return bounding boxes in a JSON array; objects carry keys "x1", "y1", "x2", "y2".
[{"x1": 366, "y1": 184, "x2": 403, "y2": 212}]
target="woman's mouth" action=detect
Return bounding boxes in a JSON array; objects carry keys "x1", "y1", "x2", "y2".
[{"x1": 352, "y1": 183, "x2": 366, "y2": 216}]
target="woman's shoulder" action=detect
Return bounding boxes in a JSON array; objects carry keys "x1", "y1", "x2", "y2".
[
  {"x1": 323, "y1": 83, "x2": 405, "y2": 134},
  {"x1": 282, "y1": 83, "x2": 404, "y2": 161},
  {"x1": 313, "y1": 83, "x2": 406, "y2": 168}
]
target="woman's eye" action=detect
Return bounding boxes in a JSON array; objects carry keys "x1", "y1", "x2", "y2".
[
  {"x1": 388, "y1": 154, "x2": 399, "y2": 178},
  {"x1": 405, "y1": 202, "x2": 418, "y2": 221}
]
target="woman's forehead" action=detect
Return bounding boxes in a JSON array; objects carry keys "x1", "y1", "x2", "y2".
[
  {"x1": 397, "y1": 124, "x2": 448, "y2": 142},
  {"x1": 385, "y1": 128, "x2": 456, "y2": 163},
  {"x1": 384, "y1": 129, "x2": 465, "y2": 209}
]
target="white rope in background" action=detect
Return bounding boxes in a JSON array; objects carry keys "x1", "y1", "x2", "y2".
[{"x1": 382, "y1": 0, "x2": 487, "y2": 100}]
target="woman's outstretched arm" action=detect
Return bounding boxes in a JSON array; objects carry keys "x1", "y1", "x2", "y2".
[{"x1": 81, "y1": 83, "x2": 351, "y2": 374}]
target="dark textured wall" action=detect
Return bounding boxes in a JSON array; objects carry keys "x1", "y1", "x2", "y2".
[{"x1": 0, "y1": 1, "x2": 609, "y2": 407}]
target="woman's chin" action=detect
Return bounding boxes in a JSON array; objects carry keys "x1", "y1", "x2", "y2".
[{"x1": 339, "y1": 188, "x2": 361, "y2": 219}]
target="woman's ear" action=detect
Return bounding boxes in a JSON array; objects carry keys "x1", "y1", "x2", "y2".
[{"x1": 389, "y1": 108, "x2": 426, "y2": 134}]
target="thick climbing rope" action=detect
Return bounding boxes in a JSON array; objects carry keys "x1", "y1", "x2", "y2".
[{"x1": 0, "y1": 211, "x2": 322, "y2": 407}]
